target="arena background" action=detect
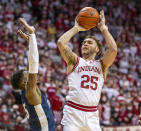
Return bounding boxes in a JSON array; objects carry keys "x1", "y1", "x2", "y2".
[{"x1": 0, "y1": 0, "x2": 141, "y2": 130}]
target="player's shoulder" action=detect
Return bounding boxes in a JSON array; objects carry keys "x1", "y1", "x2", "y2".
[
  {"x1": 94, "y1": 59, "x2": 102, "y2": 63},
  {"x1": 94, "y1": 59, "x2": 103, "y2": 67}
]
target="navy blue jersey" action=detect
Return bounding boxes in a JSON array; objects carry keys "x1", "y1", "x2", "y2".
[{"x1": 21, "y1": 90, "x2": 55, "y2": 131}]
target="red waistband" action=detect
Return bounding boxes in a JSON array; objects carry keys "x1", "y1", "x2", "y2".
[{"x1": 66, "y1": 101, "x2": 98, "y2": 112}]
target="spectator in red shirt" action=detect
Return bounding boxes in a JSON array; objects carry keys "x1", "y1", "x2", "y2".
[
  {"x1": 14, "y1": 116, "x2": 25, "y2": 131},
  {"x1": 119, "y1": 103, "x2": 127, "y2": 124},
  {"x1": 0, "y1": 104, "x2": 12, "y2": 129},
  {"x1": 50, "y1": 88, "x2": 63, "y2": 124}
]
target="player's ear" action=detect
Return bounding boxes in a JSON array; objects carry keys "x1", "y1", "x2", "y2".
[{"x1": 96, "y1": 46, "x2": 99, "y2": 53}]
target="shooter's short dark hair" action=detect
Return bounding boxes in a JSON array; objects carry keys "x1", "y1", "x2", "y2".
[{"x1": 10, "y1": 70, "x2": 24, "y2": 90}]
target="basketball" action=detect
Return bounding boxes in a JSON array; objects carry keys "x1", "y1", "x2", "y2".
[{"x1": 76, "y1": 7, "x2": 99, "y2": 30}]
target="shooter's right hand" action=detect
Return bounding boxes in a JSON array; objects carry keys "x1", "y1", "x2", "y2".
[{"x1": 74, "y1": 20, "x2": 87, "y2": 32}]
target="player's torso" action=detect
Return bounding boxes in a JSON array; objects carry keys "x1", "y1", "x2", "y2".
[
  {"x1": 67, "y1": 57, "x2": 104, "y2": 106},
  {"x1": 21, "y1": 91, "x2": 55, "y2": 131}
]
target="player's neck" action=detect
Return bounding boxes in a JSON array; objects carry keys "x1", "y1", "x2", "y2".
[{"x1": 82, "y1": 53, "x2": 96, "y2": 61}]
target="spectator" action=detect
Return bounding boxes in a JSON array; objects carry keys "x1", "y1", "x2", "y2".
[
  {"x1": 0, "y1": 104, "x2": 12, "y2": 129},
  {"x1": 14, "y1": 116, "x2": 25, "y2": 131}
]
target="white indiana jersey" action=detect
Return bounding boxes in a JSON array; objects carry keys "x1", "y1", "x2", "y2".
[{"x1": 66, "y1": 57, "x2": 104, "y2": 106}]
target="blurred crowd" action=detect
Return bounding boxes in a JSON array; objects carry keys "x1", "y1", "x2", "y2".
[{"x1": 0, "y1": 0, "x2": 141, "y2": 130}]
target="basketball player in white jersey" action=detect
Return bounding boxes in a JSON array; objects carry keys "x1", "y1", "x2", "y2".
[
  {"x1": 139, "y1": 110, "x2": 141, "y2": 124},
  {"x1": 57, "y1": 10, "x2": 117, "y2": 131}
]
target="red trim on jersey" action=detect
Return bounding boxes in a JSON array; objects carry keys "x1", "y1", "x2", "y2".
[
  {"x1": 68, "y1": 101, "x2": 98, "y2": 108},
  {"x1": 99, "y1": 59, "x2": 106, "y2": 81},
  {"x1": 66, "y1": 101, "x2": 98, "y2": 112},
  {"x1": 67, "y1": 57, "x2": 79, "y2": 76},
  {"x1": 60, "y1": 124, "x2": 64, "y2": 131}
]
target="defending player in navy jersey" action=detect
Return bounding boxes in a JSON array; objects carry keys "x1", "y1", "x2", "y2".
[{"x1": 10, "y1": 18, "x2": 55, "y2": 131}]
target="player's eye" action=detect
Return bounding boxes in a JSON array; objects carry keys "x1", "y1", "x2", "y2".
[
  {"x1": 82, "y1": 41, "x2": 86, "y2": 45},
  {"x1": 88, "y1": 41, "x2": 93, "y2": 44}
]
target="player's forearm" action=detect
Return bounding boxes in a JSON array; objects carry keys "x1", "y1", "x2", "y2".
[
  {"x1": 57, "y1": 27, "x2": 79, "y2": 45},
  {"x1": 27, "y1": 33, "x2": 38, "y2": 93},
  {"x1": 28, "y1": 33, "x2": 39, "y2": 74},
  {"x1": 102, "y1": 28, "x2": 117, "y2": 51}
]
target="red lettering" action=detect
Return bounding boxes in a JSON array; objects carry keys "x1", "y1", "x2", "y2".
[
  {"x1": 77, "y1": 66, "x2": 101, "y2": 74},
  {"x1": 85, "y1": 66, "x2": 89, "y2": 71},
  {"x1": 81, "y1": 75, "x2": 98, "y2": 90},
  {"x1": 81, "y1": 75, "x2": 89, "y2": 89},
  {"x1": 81, "y1": 67, "x2": 84, "y2": 71},
  {"x1": 95, "y1": 67, "x2": 100, "y2": 74},
  {"x1": 78, "y1": 67, "x2": 81, "y2": 72}
]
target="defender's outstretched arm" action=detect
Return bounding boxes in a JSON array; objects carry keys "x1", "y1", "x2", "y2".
[{"x1": 18, "y1": 18, "x2": 40, "y2": 105}]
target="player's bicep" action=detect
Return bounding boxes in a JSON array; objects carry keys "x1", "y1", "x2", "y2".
[
  {"x1": 57, "y1": 42, "x2": 77, "y2": 65},
  {"x1": 26, "y1": 74, "x2": 41, "y2": 105},
  {"x1": 101, "y1": 49, "x2": 117, "y2": 71},
  {"x1": 26, "y1": 74, "x2": 37, "y2": 93}
]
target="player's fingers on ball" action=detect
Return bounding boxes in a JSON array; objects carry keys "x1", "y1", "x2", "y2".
[
  {"x1": 97, "y1": 23, "x2": 101, "y2": 27},
  {"x1": 101, "y1": 10, "x2": 104, "y2": 17},
  {"x1": 99, "y1": 11, "x2": 101, "y2": 16},
  {"x1": 99, "y1": 15, "x2": 103, "y2": 22}
]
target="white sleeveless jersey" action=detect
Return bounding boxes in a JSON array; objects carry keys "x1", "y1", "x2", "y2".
[{"x1": 66, "y1": 57, "x2": 104, "y2": 106}]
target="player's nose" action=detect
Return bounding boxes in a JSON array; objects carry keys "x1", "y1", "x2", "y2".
[{"x1": 83, "y1": 41, "x2": 89, "y2": 46}]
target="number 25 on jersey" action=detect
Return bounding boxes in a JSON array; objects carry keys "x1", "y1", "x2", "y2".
[{"x1": 81, "y1": 75, "x2": 98, "y2": 90}]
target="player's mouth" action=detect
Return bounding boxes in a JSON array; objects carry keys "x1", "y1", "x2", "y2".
[{"x1": 83, "y1": 47, "x2": 89, "y2": 51}]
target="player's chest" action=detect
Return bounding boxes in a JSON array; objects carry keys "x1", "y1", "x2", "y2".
[{"x1": 76, "y1": 61, "x2": 102, "y2": 75}]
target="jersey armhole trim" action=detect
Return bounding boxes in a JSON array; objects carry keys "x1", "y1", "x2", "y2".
[
  {"x1": 67, "y1": 56, "x2": 79, "y2": 76},
  {"x1": 99, "y1": 59, "x2": 106, "y2": 81},
  {"x1": 34, "y1": 104, "x2": 42, "y2": 108}
]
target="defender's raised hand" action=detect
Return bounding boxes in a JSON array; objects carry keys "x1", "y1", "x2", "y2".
[
  {"x1": 19, "y1": 18, "x2": 35, "y2": 34},
  {"x1": 17, "y1": 29, "x2": 29, "y2": 42}
]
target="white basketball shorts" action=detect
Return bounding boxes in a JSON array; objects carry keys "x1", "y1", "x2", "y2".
[{"x1": 61, "y1": 103, "x2": 102, "y2": 131}]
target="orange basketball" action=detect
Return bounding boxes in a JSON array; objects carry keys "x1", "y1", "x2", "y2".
[{"x1": 76, "y1": 7, "x2": 99, "y2": 30}]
